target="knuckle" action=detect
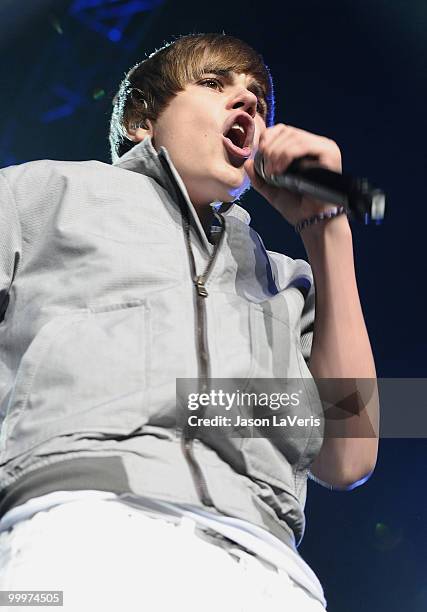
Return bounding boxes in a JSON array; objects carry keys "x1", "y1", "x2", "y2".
[
  {"x1": 320, "y1": 137, "x2": 342, "y2": 165},
  {"x1": 325, "y1": 137, "x2": 341, "y2": 154}
]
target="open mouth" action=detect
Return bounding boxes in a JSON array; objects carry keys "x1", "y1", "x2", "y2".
[{"x1": 222, "y1": 113, "x2": 254, "y2": 165}]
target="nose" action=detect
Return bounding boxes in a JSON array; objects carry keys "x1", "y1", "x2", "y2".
[{"x1": 229, "y1": 88, "x2": 257, "y2": 118}]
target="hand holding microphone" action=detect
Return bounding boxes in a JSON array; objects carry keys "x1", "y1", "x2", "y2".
[{"x1": 244, "y1": 124, "x2": 385, "y2": 226}]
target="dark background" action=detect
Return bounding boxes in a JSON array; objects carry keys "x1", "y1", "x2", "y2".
[{"x1": 1, "y1": 1, "x2": 426, "y2": 610}]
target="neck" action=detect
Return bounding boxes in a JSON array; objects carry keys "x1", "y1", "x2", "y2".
[{"x1": 194, "y1": 202, "x2": 216, "y2": 240}]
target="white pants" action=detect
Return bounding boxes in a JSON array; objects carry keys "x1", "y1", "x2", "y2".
[{"x1": 0, "y1": 499, "x2": 326, "y2": 611}]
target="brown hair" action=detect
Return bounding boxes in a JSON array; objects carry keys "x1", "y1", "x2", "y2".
[{"x1": 109, "y1": 32, "x2": 275, "y2": 162}]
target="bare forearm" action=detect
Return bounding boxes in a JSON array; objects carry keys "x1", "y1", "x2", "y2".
[{"x1": 301, "y1": 214, "x2": 379, "y2": 488}]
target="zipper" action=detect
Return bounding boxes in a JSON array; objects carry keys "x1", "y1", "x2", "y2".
[
  {"x1": 181, "y1": 214, "x2": 225, "y2": 507},
  {"x1": 157, "y1": 151, "x2": 225, "y2": 508}
]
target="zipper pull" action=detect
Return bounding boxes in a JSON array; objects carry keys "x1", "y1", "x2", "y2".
[{"x1": 195, "y1": 276, "x2": 208, "y2": 298}]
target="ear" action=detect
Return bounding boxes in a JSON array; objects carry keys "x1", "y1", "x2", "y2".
[{"x1": 126, "y1": 119, "x2": 154, "y2": 143}]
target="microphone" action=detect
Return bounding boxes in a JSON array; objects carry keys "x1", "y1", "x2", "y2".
[{"x1": 253, "y1": 152, "x2": 386, "y2": 224}]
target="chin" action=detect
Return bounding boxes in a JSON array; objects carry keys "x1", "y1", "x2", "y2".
[
  {"x1": 217, "y1": 182, "x2": 248, "y2": 204},
  {"x1": 188, "y1": 167, "x2": 249, "y2": 206},
  {"x1": 223, "y1": 167, "x2": 250, "y2": 194},
  {"x1": 229, "y1": 176, "x2": 251, "y2": 200}
]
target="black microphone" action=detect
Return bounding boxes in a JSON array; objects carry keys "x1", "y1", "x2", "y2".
[{"x1": 253, "y1": 152, "x2": 386, "y2": 224}]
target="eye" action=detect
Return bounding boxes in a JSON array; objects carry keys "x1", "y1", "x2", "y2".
[{"x1": 199, "y1": 78, "x2": 223, "y2": 90}]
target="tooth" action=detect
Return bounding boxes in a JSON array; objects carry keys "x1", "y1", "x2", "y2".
[{"x1": 231, "y1": 124, "x2": 245, "y2": 133}]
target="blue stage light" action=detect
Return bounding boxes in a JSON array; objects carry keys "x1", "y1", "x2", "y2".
[
  {"x1": 70, "y1": 0, "x2": 165, "y2": 43},
  {"x1": 108, "y1": 27, "x2": 121, "y2": 41}
]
